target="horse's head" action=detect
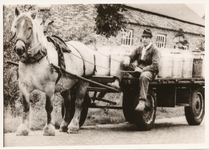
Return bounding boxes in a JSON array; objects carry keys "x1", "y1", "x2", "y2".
[{"x1": 12, "y1": 8, "x2": 42, "y2": 59}]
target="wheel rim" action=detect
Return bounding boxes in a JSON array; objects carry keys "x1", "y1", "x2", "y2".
[
  {"x1": 192, "y1": 92, "x2": 204, "y2": 119},
  {"x1": 142, "y1": 94, "x2": 155, "y2": 124}
]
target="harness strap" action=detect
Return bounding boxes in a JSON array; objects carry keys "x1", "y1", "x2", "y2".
[
  {"x1": 51, "y1": 35, "x2": 68, "y2": 46},
  {"x1": 46, "y1": 36, "x2": 66, "y2": 70},
  {"x1": 93, "y1": 54, "x2": 96, "y2": 73}
]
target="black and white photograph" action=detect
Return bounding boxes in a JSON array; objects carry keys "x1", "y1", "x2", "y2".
[{"x1": 2, "y1": 0, "x2": 208, "y2": 148}]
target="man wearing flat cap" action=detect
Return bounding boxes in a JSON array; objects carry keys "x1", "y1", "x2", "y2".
[{"x1": 107, "y1": 29, "x2": 160, "y2": 111}]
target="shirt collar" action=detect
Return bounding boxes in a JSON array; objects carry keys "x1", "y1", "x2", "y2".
[{"x1": 143, "y1": 42, "x2": 152, "y2": 50}]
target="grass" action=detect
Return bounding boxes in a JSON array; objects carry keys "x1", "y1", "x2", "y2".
[
  {"x1": 4, "y1": 92, "x2": 185, "y2": 133},
  {"x1": 4, "y1": 109, "x2": 21, "y2": 133}
]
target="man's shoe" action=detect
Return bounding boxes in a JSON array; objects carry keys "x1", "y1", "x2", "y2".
[
  {"x1": 135, "y1": 99, "x2": 146, "y2": 112},
  {"x1": 107, "y1": 82, "x2": 120, "y2": 89}
]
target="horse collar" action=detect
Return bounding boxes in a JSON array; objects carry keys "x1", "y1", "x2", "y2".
[{"x1": 19, "y1": 43, "x2": 47, "y2": 63}]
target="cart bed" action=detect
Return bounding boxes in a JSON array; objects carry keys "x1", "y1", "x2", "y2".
[{"x1": 88, "y1": 75, "x2": 205, "y2": 92}]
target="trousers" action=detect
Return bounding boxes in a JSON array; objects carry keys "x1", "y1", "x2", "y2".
[
  {"x1": 138, "y1": 71, "x2": 155, "y2": 100},
  {"x1": 113, "y1": 63, "x2": 155, "y2": 100}
]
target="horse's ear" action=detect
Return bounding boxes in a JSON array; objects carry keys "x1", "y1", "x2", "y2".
[
  {"x1": 15, "y1": 7, "x2": 20, "y2": 17},
  {"x1": 31, "y1": 11, "x2": 37, "y2": 20}
]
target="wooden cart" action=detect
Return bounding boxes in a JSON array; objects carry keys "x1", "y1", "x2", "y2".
[{"x1": 84, "y1": 75, "x2": 205, "y2": 131}]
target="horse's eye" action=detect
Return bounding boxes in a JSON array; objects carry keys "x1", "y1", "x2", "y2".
[
  {"x1": 14, "y1": 26, "x2": 16, "y2": 28},
  {"x1": 28, "y1": 27, "x2": 32, "y2": 30}
]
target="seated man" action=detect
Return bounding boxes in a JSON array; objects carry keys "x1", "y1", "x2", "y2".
[{"x1": 107, "y1": 29, "x2": 160, "y2": 111}]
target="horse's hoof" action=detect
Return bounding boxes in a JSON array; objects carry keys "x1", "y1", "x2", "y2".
[
  {"x1": 67, "y1": 129, "x2": 78, "y2": 134},
  {"x1": 16, "y1": 124, "x2": 30, "y2": 136},
  {"x1": 59, "y1": 126, "x2": 68, "y2": 132},
  {"x1": 59, "y1": 121, "x2": 69, "y2": 132},
  {"x1": 67, "y1": 127, "x2": 79, "y2": 134},
  {"x1": 43, "y1": 124, "x2": 55, "y2": 136},
  {"x1": 16, "y1": 130, "x2": 29, "y2": 136}
]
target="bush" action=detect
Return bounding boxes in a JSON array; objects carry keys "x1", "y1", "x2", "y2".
[{"x1": 4, "y1": 107, "x2": 21, "y2": 133}]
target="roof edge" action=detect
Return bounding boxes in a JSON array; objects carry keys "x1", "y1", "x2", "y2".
[{"x1": 124, "y1": 5, "x2": 205, "y2": 28}]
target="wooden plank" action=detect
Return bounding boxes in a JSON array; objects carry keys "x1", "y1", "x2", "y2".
[
  {"x1": 87, "y1": 87, "x2": 119, "y2": 92},
  {"x1": 92, "y1": 97, "x2": 117, "y2": 105},
  {"x1": 176, "y1": 103, "x2": 190, "y2": 106},
  {"x1": 89, "y1": 104, "x2": 122, "y2": 109}
]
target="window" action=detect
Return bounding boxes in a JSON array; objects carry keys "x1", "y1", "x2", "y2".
[
  {"x1": 121, "y1": 29, "x2": 133, "y2": 46},
  {"x1": 156, "y1": 34, "x2": 166, "y2": 48}
]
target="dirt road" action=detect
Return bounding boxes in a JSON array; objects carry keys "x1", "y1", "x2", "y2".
[{"x1": 4, "y1": 116, "x2": 205, "y2": 147}]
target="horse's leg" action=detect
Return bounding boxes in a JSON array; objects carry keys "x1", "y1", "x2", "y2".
[
  {"x1": 16, "y1": 92, "x2": 30, "y2": 136},
  {"x1": 67, "y1": 80, "x2": 89, "y2": 134},
  {"x1": 59, "y1": 90, "x2": 72, "y2": 132},
  {"x1": 43, "y1": 87, "x2": 56, "y2": 136}
]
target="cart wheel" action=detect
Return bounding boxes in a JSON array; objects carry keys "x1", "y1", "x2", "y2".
[
  {"x1": 134, "y1": 89, "x2": 156, "y2": 131},
  {"x1": 122, "y1": 86, "x2": 136, "y2": 124},
  {"x1": 185, "y1": 86, "x2": 204, "y2": 125}
]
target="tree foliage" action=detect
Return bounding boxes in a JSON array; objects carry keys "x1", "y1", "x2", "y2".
[
  {"x1": 197, "y1": 38, "x2": 205, "y2": 51},
  {"x1": 94, "y1": 4, "x2": 127, "y2": 38},
  {"x1": 174, "y1": 28, "x2": 185, "y2": 39}
]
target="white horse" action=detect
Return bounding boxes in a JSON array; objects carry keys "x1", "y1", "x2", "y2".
[{"x1": 12, "y1": 8, "x2": 95, "y2": 136}]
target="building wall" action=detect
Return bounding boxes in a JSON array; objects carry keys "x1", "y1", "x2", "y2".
[{"x1": 4, "y1": 4, "x2": 204, "y2": 50}]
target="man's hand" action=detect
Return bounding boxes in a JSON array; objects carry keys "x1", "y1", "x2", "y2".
[
  {"x1": 123, "y1": 56, "x2": 130, "y2": 67},
  {"x1": 134, "y1": 67, "x2": 143, "y2": 73}
]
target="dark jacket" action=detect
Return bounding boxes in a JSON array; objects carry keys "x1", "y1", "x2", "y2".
[{"x1": 129, "y1": 43, "x2": 160, "y2": 75}]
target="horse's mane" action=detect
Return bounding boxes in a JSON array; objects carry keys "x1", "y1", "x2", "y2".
[
  {"x1": 33, "y1": 17, "x2": 48, "y2": 49},
  {"x1": 12, "y1": 11, "x2": 48, "y2": 49}
]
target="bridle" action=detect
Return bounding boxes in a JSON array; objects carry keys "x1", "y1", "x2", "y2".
[
  {"x1": 14, "y1": 32, "x2": 47, "y2": 63},
  {"x1": 13, "y1": 16, "x2": 47, "y2": 63},
  {"x1": 18, "y1": 41, "x2": 47, "y2": 63}
]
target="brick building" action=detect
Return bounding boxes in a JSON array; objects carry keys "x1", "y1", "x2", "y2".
[{"x1": 121, "y1": 4, "x2": 205, "y2": 50}]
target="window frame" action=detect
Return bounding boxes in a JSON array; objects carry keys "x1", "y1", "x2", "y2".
[
  {"x1": 121, "y1": 29, "x2": 134, "y2": 46},
  {"x1": 156, "y1": 34, "x2": 166, "y2": 48}
]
